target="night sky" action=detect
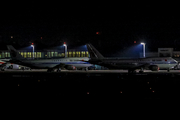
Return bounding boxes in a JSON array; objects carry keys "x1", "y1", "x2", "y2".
[{"x1": 1, "y1": 3, "x2": 180, "y2": 56}]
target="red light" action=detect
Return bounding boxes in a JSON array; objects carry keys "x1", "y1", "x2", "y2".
[
  {"x1": 96, "y1": 32, "x2": 100, "y2": 35},
  {"x1": 64, "y1": 42, "x2": 66, "y2": 44},
  {"x1": 134, "y1": 41, "x2": 136, "y2": 43},
  {"x1": 41, "y1": 37, "x2": 42, "y2": 39},
  {"x1": 32, "y1": 43, "x2": 34, "y2": 45}
]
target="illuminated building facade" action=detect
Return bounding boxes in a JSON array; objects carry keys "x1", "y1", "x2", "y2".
[
  {"x1": 0, "y1": 49, "x2": 89, "y2": 59},
  {"x1": 1, "y1": 48, "x2": 180, "y2": 59}
]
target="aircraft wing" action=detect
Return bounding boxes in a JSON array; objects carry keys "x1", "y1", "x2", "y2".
[
  {"x1": 8, "y1": 59, "x2": 22, "y2": 65},
  {"x1": 133, "y1": 63, "x2": 151, "y2": 69},
  {"x1": 0, "y1": 59, "x2": 10, "y2": 62},
  {"x1": 52, "y1": 63, "x2": 66, "y2": 69}
]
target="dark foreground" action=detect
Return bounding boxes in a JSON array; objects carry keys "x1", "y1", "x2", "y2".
[{"x1": 1, "y1": 71, "x2": 180, "y2": 99}]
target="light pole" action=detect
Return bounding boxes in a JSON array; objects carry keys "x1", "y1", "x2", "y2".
[
  {"x1": 31, "y1": 44, "x2": 34, "y2": 59},
  {"x1": 141, "y1": 42, "x2": 145, "y2": 58},
  {"x1": 63, "y1": 42, "x2": 67, "y2": 57}
]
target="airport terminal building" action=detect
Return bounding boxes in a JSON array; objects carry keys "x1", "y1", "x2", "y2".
[
  {"x1": 1, "y1": 47, "x2": 180, "y2": 59},
  {"x1": 0, "y1": 48, "x2": 89, "y2": 59},
  {"x1": 1, "y1": 47, "x2": 180, "y2": 70}
]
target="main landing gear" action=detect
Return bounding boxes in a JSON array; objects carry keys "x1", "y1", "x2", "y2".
[
  {"x1": 128, "y1": 68, "x2": 144, "y2": 74},
  {"x1": 128, "y1": 69, "x2": 136, "y2": 74},
  {"x1": 85, "y1": 67, "x2": 88, "y2": 71},
  {"x1": 0, "y1": 63, "x2": 7, "y2": 71},
  {"x1": 56, "y1": 68, "x2": 61, "y2": 72},
  {"x1": 0, "y1": 66, "x2": 6, "y2": 71},
  {"x1": 47, "y1": 68, "x2": 54, "y2": 72},
  {"x1": 47, "y1": 68, "x2": 61, "y2": 72},
  {"x1": 139, "y1": 68, "x2": 144, "y2": 73}
]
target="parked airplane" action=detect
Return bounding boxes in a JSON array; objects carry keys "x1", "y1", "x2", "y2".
[
  {"x1": 0, "y1": 59, "x2": 29, "y2": 70},
  {"x1": 86, "y1": 43, "x2": 178, "y2": 73},
  {"x1": 6, "y1": 45, "x2": 93, "y2": 72},
  {"x1": 0, "y1": 59, "x2": 14, "y2": 70}
]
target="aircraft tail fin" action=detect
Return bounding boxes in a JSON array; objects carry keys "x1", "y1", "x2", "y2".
[
  {"x1": 7, "y1": 45, "x2": 24, "y2": 60},
  {"x1": 86, "y1": 43, "x2": 104, "y2": 59}
]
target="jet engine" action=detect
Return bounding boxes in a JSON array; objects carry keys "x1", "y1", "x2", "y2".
[
  {"x1": 149, "y1": 65, "x2": 159, "y2": 71},
  {"x1": 64, "y1": 65, "x2": 76, "y2": 70}
]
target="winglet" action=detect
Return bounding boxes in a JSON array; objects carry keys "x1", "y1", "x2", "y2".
[{"x1": 86, "y1": 43, "x2": 104, "y2": 59}]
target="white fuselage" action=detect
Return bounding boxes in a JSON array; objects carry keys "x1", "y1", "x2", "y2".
[
  {"x1": 92, "y1": 57, "x2": 178, "y2": 70},
  {"x1": 20, "y1": 57, "x2": 92, "y2": 69},
  {"x1": 0, "y1": 60, "x2": 5, "y2": 65}
]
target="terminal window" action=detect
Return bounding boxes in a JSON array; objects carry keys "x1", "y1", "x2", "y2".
[
  {"x1": 73, "y1": 52, "x2": 75, "y2": 57},
  {"x1": 86, "y1": 51, "x2": 89, "y2": 57},
  {"x1": 28, "y1": 52, "x2": 31, "y2": 58},
  {"x1": 54, "y1": 52, "x2": 57, "y2": 57},
  {"x1": 76, "y1": 51, "x2": 80, "y2": 57},
  {"x1": 47, "y1": 52, "x2": 50, "y2": 58},
  {"x1": 51, "y1": 52, "x2": 54, "y2": 57},
  {"x1": 36, "y1": 52, "x2": 41, "y2": 58},
  {"x1": 24, "y1": 52, "x2": 27, "y2": 58},
  {"x1": 21, "y1": 52, "x2": 23, "y2": 57},
  {"x1": 174, "y1": 54, "x2": 180, "y2": 57},
  {"x1": 81, "y1": 51, "x2": 85, "y2": 57},
  {"x1": 4, "y1": 52, "x2": 8, "y2": 58},
  {"x1": 68, "y1": 52, "x2": 72, "y2": 57},
  {"x1": 33, "y1": 52, "x2": 36, "y2": 58},
  {"x1": 7, "y1": 52, "x2": 10, "y2": 57},
  {"x1": 1, "y1": 52, "x2": 4, "y2": 58},
  {"x1": 61, "y1": 53, "x2": 65, "y2": 57},
  {"x1": 58, "y1": 53, "x2": 61, "y2": 57}
]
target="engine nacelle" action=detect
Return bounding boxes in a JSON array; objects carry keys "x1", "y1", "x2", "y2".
[
  {"x1": 149, "y1": 65, "x2": 159, "y2": 71},
  {"x1": 6, "y1": 64, "x2": 19, "y2": 69},
  {"x1": 65, "y1": 65, "x2": 76, "y2": 70}
]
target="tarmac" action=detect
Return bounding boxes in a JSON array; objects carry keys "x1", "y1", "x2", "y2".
[
  {"x1": 1, "y1": 69, "x2": 180, "y2": 99},
  {"x1": 2, "y1": 69, "x2": 180, "y2": 74}
]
